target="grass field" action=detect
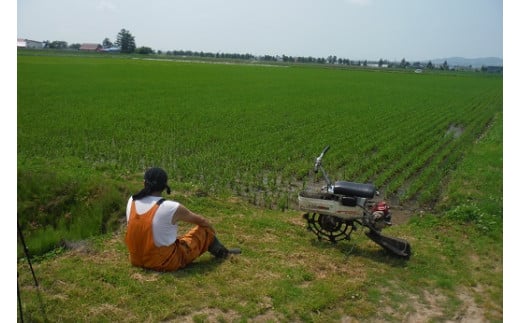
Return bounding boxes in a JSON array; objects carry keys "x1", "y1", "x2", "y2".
[{"x1": 17, "y1": 52, "x2": 502, "y2": 321}]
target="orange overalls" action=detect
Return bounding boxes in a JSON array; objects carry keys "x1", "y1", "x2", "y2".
[{"x1": 125, "y1": 199, "x2": 215, "y2": 272}]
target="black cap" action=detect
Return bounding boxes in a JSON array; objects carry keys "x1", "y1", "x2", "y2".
[{"x1": 144, "y1": 167, "x2": 171, "y2": 194}]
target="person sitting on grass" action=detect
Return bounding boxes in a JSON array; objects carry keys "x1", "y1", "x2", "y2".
[{"x1": 125, "y1": 167, "x2": 240, "y2": 272}]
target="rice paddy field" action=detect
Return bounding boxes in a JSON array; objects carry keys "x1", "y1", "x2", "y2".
[{"x1": 18, "y1": 54, "x2": 502, "y2": 193}]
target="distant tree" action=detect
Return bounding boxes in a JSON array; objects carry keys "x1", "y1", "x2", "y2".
[
  {"x1": 136, "y1": 46, "x2": 154, "y2": 54},
  {"x1": 327, "y1": 55, "x2": 337, "y2": 64},
  {"x1": 378, "y1": 58, "x2": 384, "y2": 67},
  {"x1": 400, "y1": 58, "x2": 410, "y2": 68},
  {"x1": 115, "y1": 29, "x2": 136, "y2": 53},
  {"x1": 69, "y1": 43, "x2": 81, "y2": 50},
  {"x1": 426, "y1": 61, "x2": 434, "y2": 69},
  {"x1": 102, "y1": 38, "x2": 113, "y2": 48},
  {"x1": 441, "y1": 60, "x2": 449, "y2": 70},
  {"x1": 363, "y1": 60, "x2": 367, "y2": 67},
  {"x1": 49, "y1": 41, "x2": 68, "y2": 49}
]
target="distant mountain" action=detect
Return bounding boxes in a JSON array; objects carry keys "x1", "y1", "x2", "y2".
[{"x1": 429, "y1": 57, "x2": 502, "y2": 67}]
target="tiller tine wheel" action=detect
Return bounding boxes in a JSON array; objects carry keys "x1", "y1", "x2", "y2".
[
  {"x1": 303, "y1": 213, "x2": 354, "y2": 243},
  {"x1": 365, "y1": 230, "x2": 412, "y2": 259}
]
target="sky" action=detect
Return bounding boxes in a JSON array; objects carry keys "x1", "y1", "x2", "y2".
[{"x1": 15, "y1": 0, "x2": 504, "y2": 62}]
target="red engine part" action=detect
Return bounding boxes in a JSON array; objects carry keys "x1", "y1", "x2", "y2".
[{"x1": 372, "y1": 201, "x2": 390, "y2": 216}]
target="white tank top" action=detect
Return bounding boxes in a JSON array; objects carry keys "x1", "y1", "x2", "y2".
[{"x1": 126, "y1": 196, "x2": 179, "y2": 247}]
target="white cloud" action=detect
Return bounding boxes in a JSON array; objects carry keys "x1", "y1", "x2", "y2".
[
  {"x1": 346, "y1": 0, "x2": 372, "y2": 6},
  {"x1": 96, "y1": 1, "x2": 116, "y2": 12}
]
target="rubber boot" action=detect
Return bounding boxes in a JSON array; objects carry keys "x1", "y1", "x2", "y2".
[{"x1": 208, "y1": 236, "x2": 241, "y2": 258}]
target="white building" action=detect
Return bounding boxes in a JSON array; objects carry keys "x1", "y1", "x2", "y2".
[{"x1": 17, "y1": 38, "x2": 44, "y2": 49}]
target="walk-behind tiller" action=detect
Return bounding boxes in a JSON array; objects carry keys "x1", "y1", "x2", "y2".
[{"x1": 298, "y1": 146, "x2": 411, "y2": 258}]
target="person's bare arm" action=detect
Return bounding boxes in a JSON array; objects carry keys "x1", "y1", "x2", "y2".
[{"x1": 172, "y1": 204, "x2": 212, "y2": 228}]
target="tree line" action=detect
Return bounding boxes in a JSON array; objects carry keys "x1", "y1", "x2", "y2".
[{"x1": 39, "y1": 28, "x2": 470, "y2": 71}]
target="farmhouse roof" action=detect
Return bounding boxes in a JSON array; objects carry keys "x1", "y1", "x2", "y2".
[
  {"x1": 100, "y1": 47, "x2": 121, "y2": 53},
  {"x1": 80, "y1": 43, "x2": 102, "y2": 51}
]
